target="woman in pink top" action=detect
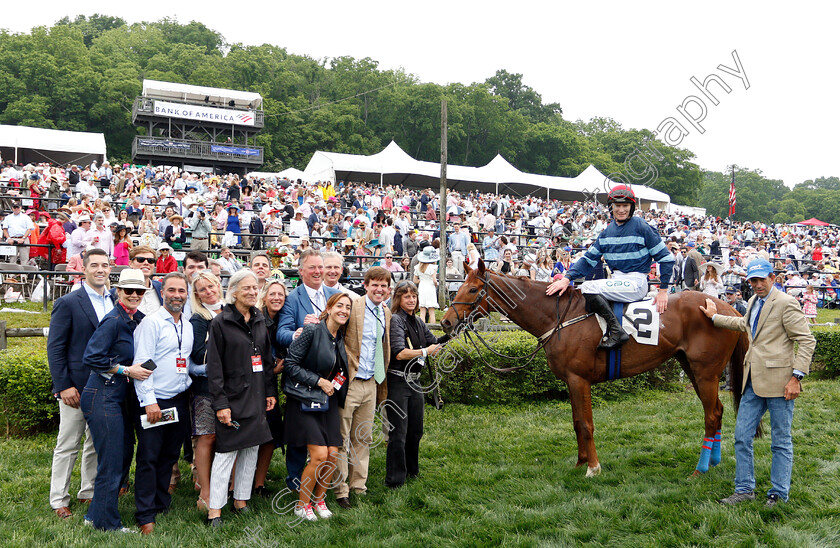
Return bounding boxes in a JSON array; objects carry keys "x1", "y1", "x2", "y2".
[{"x1": 113, "y1": 225, "x2": 132, "y2": 266}]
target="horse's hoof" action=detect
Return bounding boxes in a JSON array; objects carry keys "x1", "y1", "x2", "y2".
[{"x1": 585, "y1": 464, "x2": 601, "y2": 477}]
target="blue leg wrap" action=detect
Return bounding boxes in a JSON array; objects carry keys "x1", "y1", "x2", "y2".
[
  {"x1": 710, "y1": 430, "x2": 722, "y2": 466},
  {"x1": 696, "y1": 437, "x2": 714, "y2": 473}
]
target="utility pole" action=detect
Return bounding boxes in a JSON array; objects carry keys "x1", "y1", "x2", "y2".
[{"x1": 438, "y1": 100, "x2": 448, "y2": 306}]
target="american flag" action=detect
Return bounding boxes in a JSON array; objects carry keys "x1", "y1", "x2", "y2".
[{"x1": 728, "y1": 179, "x2": 736, "y2": 217}]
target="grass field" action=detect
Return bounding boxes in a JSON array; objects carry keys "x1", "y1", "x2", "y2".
[{"x1": 3, "y1": 380, "x2": 840, "y2": 547}]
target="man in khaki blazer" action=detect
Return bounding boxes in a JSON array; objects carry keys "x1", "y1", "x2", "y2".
[
  {"x1": 334, "y1": 266, "x2": 391, "y2": 509},
  {"x1": 701, "y1": 258, "x2": 815, "y2": 507}
]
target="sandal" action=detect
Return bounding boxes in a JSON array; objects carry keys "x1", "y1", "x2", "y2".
[{"x1": 197, "y1": 497, "x2": 209, "y2": 511}]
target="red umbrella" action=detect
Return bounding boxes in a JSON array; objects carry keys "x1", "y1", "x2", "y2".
[{"x1": 798, "y1": 218, "x2": 830, "y2": 226}]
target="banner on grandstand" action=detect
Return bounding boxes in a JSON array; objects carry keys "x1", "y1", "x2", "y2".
[
  {"x1": 728, "y1": 179, "x2": 736, "y2": 217},
  {"x1": 138, "y1": 139, "x2": 191, "y2": 151},
  {"x1": 153, "y1": 101, "x2": 256, "y2": 127},
  {"x1": 210, "y1": 145, "x2": 261, "y2": 156}
]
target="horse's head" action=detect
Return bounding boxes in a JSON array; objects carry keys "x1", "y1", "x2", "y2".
[{"x1": 440, "y1": 259, "x2": 489, "y2": 335}]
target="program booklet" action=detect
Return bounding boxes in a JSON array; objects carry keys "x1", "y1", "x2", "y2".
[{"x1": 140, "y1": 407, "x2": 179, "y2": 429}]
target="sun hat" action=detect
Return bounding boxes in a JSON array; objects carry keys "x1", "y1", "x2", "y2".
[
  {"x1": 745, "y1": 258, "x2": 773, "y2": 280},
  {"x1": 115, "y1": 269, "x2": 149, "y2": 291},
  {"x1": 418, "y1": 247, "x2": 440, "y2": 263},
  {"x1": 699, "y1": 262, "x2": 726, "y2": 276}
]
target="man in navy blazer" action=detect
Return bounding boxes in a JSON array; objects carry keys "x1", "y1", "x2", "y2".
[
  {"x1": 276, "y1": 249, "x2": 339, "y2": 492},
  {"x1": 47, "y1": 248, "x2": 114, "y2": 519}
]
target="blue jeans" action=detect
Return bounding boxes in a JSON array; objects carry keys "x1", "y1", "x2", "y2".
[
  {"x1": 734, "y1": 379, "x2": 795, "y2": 500},
  {"x1": 81, "y1": 373, "x2": 134, "y2": 530}
]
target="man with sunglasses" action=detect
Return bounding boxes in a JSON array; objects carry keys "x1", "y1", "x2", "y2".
[{"x1": 130, "y1": 246, "x2": 163, "y2": 316}]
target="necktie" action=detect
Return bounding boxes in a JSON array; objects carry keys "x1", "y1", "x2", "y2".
[
  {"x1": 374, "y1": 307, "x2": 386, "y2": 383},
  {"x1": 751, "y1": 298, "x2": 764, "y2": 338}
]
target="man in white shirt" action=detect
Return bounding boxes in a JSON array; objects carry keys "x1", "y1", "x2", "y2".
[
  {"x1": 2, "y1": 202, "x2": 34, "y2": 264},
  {"x1": 379, "y1": 218, "x2": 396, "y2": 254},
  {"x1": 322, "y1": 251, "x2": 355, "y2": 296},
  {"x1": 216, "y1": 247, "x2": 242, "y2": 274}
]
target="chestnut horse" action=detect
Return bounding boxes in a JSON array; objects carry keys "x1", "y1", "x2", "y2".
[{"x1": 440, "y1": 260, "x2": 749, "y2": 477}]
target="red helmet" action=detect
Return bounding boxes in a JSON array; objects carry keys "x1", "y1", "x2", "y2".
[{"x1": 607, "y1": 185, "x2": 636, "y2": 216}]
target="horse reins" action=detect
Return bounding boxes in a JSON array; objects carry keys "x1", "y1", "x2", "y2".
[{"x1": 450, "y1": 271, "x2": 593, "y2": 373}]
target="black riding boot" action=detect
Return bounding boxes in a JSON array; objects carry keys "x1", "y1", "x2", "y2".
[{"x1": 584, "y1": 294, "x2": 630, "y2": 349}]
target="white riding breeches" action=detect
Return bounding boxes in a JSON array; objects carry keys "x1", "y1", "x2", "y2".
[{"x1": 577, "y1": 271, "x2": 649, "y2": 302}]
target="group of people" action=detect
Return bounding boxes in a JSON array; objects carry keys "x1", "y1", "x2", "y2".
[
  {"x1": 27, "y1": 158, "x2": 820, "y2": 529},
  {"x1": 47, "y1": 245, "x2": 447, "y2": 533}
]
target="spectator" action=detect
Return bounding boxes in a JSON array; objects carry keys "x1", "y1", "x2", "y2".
[
  {"x1": 188, "y1": 271, "x2": 225, "y2": 511},
  {"x1": 132, "y1": 273, "x2": 195, "y2": 535},
  {"x1": 46, "y1": 248, "x2": 112, "y2": 520},
  {"x1": 386, "y1": 280, "x2": 448, "y2": 488},
  {"x1": 80, "y1": 269, "x2": 152, "y2": 531},
  {"x1": 284, "y1": 291, "x2": 351, "y2": 521},
  {"x1": 3, "y1": 202, "x2": 34, "y2": 264},
  {"x1": 205, "y1": 269, "x2": 277, "y2": 527},
  {"x1": 334, "y1": 267, "x2": 391, "y2": 509},
  {"x1": 413, "y1": 247, "x2": 440, "y2": 324},
  {"x1": 156, "y1": 243, "x2": 177, "y2": 274}
]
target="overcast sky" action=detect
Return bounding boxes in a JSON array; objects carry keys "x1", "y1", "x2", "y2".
[{"x1": 5, "y1": 1, "x2": 839, "y2": 187}]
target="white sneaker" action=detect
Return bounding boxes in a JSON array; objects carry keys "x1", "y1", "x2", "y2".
[
  {"x1": 293, "y1": 503, "x2": 317, "y2": 521},
  {"x1": 118, "y1": 527, "x2": 136, "y2": 534},
  {"x1": 83, "y1": 517, "x2": 93, "y2": 527},
  {"x1": 314, "y1": 500, "x2": 333, "y2": 519}
]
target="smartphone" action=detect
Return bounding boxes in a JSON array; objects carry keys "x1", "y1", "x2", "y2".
[{"x1": 140, "y1": 359, "x2": 157, "y2": 371}]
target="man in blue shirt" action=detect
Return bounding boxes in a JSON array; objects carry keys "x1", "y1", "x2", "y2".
[
  {"x1": 546, "y1": 186, "x2": 674, "y2": 349},
  {"x1": 132, "y1": 273, "x2": 196, "y2": 534}
]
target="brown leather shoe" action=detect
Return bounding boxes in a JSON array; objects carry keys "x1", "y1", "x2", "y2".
[
  {"x1": 118, "y1": 487, "x2": 129, "y2": 497},
  {"x1": 139, "y1": 522, "x2": 155, "y2": 535},
  {"x1": 335, "y1": 497, "x2": 351, "y2": 509},
  {"x1": 77, "y1": 498, "x2": 92, "y2": 504},
  {"x1": 54, "y1": 507, "x2": 72, "y2": 519},
  {"x1": 168, "y1": 483, "x2": 177, "y2": 495}
]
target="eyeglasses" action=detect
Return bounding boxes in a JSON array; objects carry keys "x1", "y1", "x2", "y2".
[
  {"x1": 121, "y1": 287, "x2": 146, "y2": 296},
  {"x1": 133, "y1": 256, "x2": 155, "y2": 264},
  {"x1": 680, "y1": 250, "x2": 687, "y2": 254}
]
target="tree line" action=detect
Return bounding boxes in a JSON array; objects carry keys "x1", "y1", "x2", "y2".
[{"x1": 0, "y1": 15, "x2": 837, "y2": 224}]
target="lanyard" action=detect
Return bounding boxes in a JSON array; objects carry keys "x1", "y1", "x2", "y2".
[
  {"x1": 172, "y1": 318, "x2": 183, "y2": 358},
  {"x1": 367, "y1": 303, "x2": 386, "y2": 331},
  {"x1": 308, "y1": 291, "x2": 323, "y2": 314}
]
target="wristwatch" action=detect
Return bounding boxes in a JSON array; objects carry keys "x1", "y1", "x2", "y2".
[{"x1": 792, "y1": 372, "x2": 804, "y2": 381}]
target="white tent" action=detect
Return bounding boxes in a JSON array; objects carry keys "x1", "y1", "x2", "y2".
[
  {"x1": 303, "y1": 141, "x2": 671, "y2": 209},
  {"x1": 142, "y1": 80, "x2": 262, "y2": 110},
  {"x1": 0, "y1": 125, "x2": 106, "y2": 166}
]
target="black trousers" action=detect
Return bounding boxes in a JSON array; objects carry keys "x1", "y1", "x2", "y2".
[
  {"x1": 134, "y1": 394, "x2": 188, "y2": 526},
  {"x1": 385, "y1": 375, "x2": 424, "y2": 487}
]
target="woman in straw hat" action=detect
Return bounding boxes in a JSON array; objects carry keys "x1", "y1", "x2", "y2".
[
  {"x1": 413, "y1": 246, "x2": 440, "y2": 323},
  {"x1": 699, "y1": 261, "x2": 726, "y2": 299},
  {"x1": 80, "y1": 269, "x2": 151, "y2": 531}
]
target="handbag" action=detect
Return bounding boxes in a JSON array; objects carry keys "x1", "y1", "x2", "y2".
[{"x1": 283, "y1": 377, "x2": 328, "y2": 412}]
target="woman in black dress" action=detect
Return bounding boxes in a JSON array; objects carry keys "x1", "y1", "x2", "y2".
[
  {"x1": 386, "y1": 281, "x2": 448, "y2": 488},
  {"x1": 283, "y1": 292, "x2": 352, "y2": 521},
  {"x1": 205, "y1": 269, "x2": 277, "y2": 526}
]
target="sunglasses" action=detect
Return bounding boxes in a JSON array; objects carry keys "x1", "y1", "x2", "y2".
[
  {"x1": 121, "y1": 287, "x2": 146, "y2": 295},
  {"x1": 133, "y1": 256, "x2": 155, "y2": 264}
]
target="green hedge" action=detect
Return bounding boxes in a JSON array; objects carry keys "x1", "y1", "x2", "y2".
[
  {"x1": 812, "y1": 327, "x2": 840, "y2": 376},
  {"x1": 0, "y1": 348, "x2": 57, "y2": 436}
]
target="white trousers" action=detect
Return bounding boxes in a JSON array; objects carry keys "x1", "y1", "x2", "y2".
[
  {"x1": 49, "y1": 400, "x2": 97, "y2": 508},
  {"x1": 578, "y1": 271, "x2": 650, "y2": 302},
  {"x1": 208, "y1": 445, "x2": 258, "y2": 509}
]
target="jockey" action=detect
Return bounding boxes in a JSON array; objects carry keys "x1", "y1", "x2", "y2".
[{"x1": 546, "y1": 185, "x2": 674, "y2": 349}]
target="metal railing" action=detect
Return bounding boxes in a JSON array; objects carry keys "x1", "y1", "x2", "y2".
[{"x1": 132, "y1": 137, "x2": 264, "y2": 165}]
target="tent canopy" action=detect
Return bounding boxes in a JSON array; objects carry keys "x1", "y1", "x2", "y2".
[
  {"x1": 798, "y1": 218, "x2": 830, "y2": 226},
  {"x1": 303, "y1": 141, "x2": 671, "y2": 207},
  {"x1": 0, "y1": 125, "x2": 106, "y2": 166},
  {"x1": 142, "y1": 79, "x2": 263, "y2": 110}
]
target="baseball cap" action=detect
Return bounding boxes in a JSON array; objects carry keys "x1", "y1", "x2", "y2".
[
  {"x1": 745, "y1": 258, "x2": 773, "y2": 280},
  {"x1": 724, "y1": 286, "x2": 737, "y2": 294}
]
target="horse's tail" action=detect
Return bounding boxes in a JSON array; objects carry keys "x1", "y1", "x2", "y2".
[{"x1": 729, "y1": 331, "x2": 762, "y2": 437}]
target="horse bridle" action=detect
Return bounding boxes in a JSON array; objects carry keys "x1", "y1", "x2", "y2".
[{"x1": 448, "y1": 271, "x2": 594, "y2": 372}]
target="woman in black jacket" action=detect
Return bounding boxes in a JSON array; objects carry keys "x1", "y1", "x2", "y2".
[
  {"x1": 205, "y1": 269, "x2": 277, "y2": 527},
  {"x1": 386, "y1": 280, "x2": 449, "y2": 488},
  {"x1": 283, "y1": 292, "x2": 352, "y2": 521}
]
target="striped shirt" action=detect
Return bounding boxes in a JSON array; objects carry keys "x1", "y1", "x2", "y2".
[{"x1": 565, "y1": 216, "x2": 675, "y2": 286}]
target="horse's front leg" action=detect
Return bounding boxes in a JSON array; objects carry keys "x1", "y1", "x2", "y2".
[{"x1": 567, "y1": 374, "x2": 600, "y2": 477}]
